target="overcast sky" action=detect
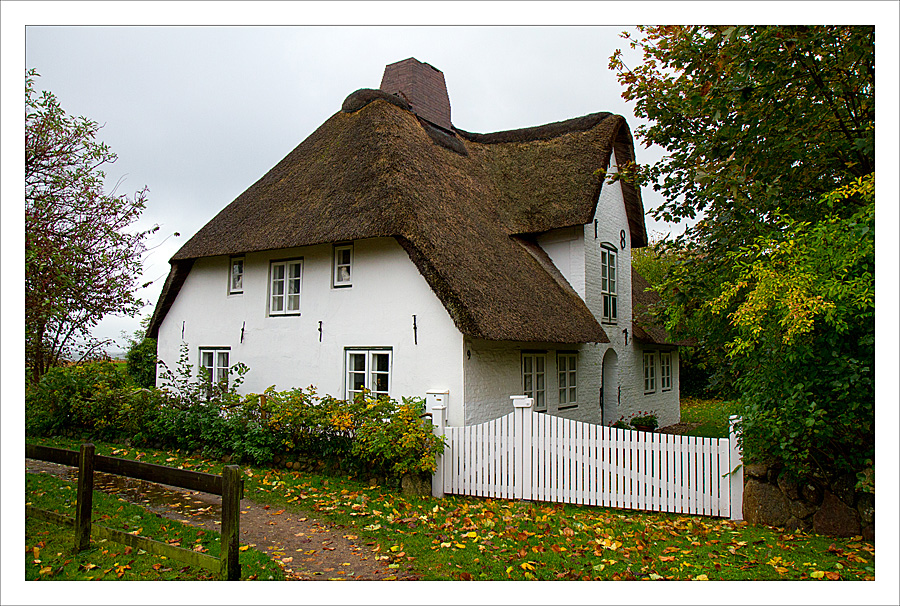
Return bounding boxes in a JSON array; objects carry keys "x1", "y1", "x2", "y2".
[{"x1": 5, "y1": 4, "x2": 900, "y2": 604}]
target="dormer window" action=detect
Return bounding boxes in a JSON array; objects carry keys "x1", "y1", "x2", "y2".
[
  {"x1": 333, "y1": 244, "x2": 353, "y2": 288},
  {"x1": 229, "y1": 257, "x2": 244, "y2": 295},
  {"x1": 601, "y1": 244, "x2": 617, "y2": 323}
]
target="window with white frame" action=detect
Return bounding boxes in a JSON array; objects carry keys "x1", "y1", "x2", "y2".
[
  {"x1": 229, "y1": 257, "x2": 244, "y2": 294},
  {"x1": 601, "y1": 245, "x2": 617, "y2": 323},
  {"x1": 199, "y1": 347, "x2": 230, "y2": 387},
  {"x1": 269, "y1": 259, "x2": 302, "y2": 315},
  {"x1": 346, "y1": 349, "x2": 391, "y2": 400},
  {"x1": 660, "y1": 352, "x2": 672, "y2": 392},
  {"x1": 643, "y1": 351, "x2": 657, "y2": 394},
  {"x1": 333, "y1": 244, "x2": 353, "y2": 287},
  {"x1": 522, "y1": 353, "x2": 547, "y2": 411},
  {"x1": 558, "y1": 352, "x2": 578, "y2": 409}
]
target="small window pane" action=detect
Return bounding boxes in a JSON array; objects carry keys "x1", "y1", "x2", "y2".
[
  {"x1": 273, "y1": 264, "x2": 284, "y2": 280},
  {"x1": 373, "y1": 353, "x2": 389, "y2": 372},
  {"x1": 338, "y1": 266, "x2": 351, "y2": 282},
  {"x1": 350, "y1": 353, "x2": 366, "y2": 371},
  {"x1": 373, "y1": 373, "x2": 389, "y2": 393}
]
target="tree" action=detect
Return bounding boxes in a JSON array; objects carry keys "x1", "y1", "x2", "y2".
[
  {"x1": 26, "y1": 69, "x2": 155, "y2": 383},
  {"x1": 610, "y1": 27, "x2": 874, "y2": 482}
]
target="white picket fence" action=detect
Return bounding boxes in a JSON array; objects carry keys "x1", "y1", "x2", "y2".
[{"x1": 428, "y1": 396, "x2": 743, "y2": 519}]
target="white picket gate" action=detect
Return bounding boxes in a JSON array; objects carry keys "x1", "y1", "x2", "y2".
[{"x1": 428, "y1": 396, "x2": 743, "y2": 519}]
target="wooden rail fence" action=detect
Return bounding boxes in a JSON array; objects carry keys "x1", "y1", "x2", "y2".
[{"x1": 25, "y1": 443, "x2": 244, "y2": 580}]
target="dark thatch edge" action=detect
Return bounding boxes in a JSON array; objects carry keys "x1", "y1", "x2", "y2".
[
  {"x1": 631, "y1": 268, "x2": 694, "y2": 346},
  {"x1": 455, "y1": 112, "x2": 613, "y2": 144},
  {"x1": 420, "y1": 120, "x2": 468, "y2": 156},
  {"x1": 147, "y1": 260, "x2": 194, "y2": 340},
  {"x1": 342, "y1": 88, "x2": 410, "y2": 113}
]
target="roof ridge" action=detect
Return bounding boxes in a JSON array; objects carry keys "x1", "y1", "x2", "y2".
[{"x1": 454, "y1": 112, "x2": 616, "y2": 145}]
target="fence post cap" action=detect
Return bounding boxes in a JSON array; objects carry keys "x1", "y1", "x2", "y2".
[{"x1": 511, "y1": 396, "x2": 534, "y2": 409}]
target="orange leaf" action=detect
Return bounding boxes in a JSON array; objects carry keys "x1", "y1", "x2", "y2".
[{"x1": 825, "y1": 571, "x2": 841, "y2": 581}]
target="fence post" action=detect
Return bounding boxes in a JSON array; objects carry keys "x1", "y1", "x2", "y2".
[
  {"x1": 220, "y1": 465, "x2": 242, "y2": 580},
  {"x1": 426, "y1": 391, "x2": 448, "y2": 498},
  {"x1": 728, "y1": 415, "x2": 744, "y2": 521},
  {"x1": 512, "y1": 396, "x2": 533, "y2": 501},
  {"x1": 74, "y1": 443, "x2": 95, "y2": 552}
]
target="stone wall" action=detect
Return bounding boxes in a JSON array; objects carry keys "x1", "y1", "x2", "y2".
[{"x1": 742, "y1": 462, "x2": 874, "y2": 541}]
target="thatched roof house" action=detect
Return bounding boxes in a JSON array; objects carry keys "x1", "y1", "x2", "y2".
[{"x1": 149, "y1": 58, "x2": 654, "y2": 345}]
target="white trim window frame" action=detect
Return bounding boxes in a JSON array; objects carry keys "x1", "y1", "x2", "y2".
[
  {"x1": 600, "y1": 244, "x2": 618, "y2": 323},
  {"x1": 558, "y1": 352, "x2": 578, "y2": 410},
  {"x1": 228, "y1": 256, "x2": 244, "y2": 295},
  {"x1": 333, "y1": 244, "x2": 353, "y2": 288},
  {"x1": 199, "y1": 347, "x2": 230, "y2": 387},
  {"x1": 522, "y1": 352, "x2": 547, "y2": 412},
  {"x1": 660, "y1": 352, "x2": 673, "y2": 392},
  {"x1": 643, "y1": 351, "x2": 657, "y2": 394},
  {"x1": 346, "y1": 348, "x2": 392, "y2": 400},
  {"x1": 269, "y1": 258, "x2": 303, "y2": 315}
]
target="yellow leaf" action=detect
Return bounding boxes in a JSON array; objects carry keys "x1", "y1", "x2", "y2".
[
  {"x1": 239, "y1": 545, "x2": 250, "y2": 552},
  {"x1": 694, "y1": 574, "x2": 709, "y2": 581},
  {"x1": 440, "y1": 542, "x2": 451, "y2": 548},
  {"x1": 455, "y1": 543, "x2": 466, "y2": 549},
  {"x1": 465, "y1": 531, "x2": 477, "y2": 538},
  {"x1": 811, "y1": 570, "x2": 825, "y2": 579}
]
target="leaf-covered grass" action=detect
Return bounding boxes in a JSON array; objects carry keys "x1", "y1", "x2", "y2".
[
  {"x1": 678, "y1": 397, "x2": 743, "y2": 438},
  {"x1": 26, "y1": 436, "x2": 875, "y2": 582},
  {"x1": 25, "y1": 467, "x2": 283, "y2": 581}
]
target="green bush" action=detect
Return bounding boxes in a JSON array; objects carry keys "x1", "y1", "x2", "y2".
[
  {"x1": 126, "y1": 337, "x2": 157, "y2": 388},
  {"x1": 26, "y1": 348, "x2": 446, "y2": 481}
]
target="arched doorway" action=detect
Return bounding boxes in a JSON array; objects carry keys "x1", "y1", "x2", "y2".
[{"x1": 601, "y1": 348, "x2": 618, "y2": 425}]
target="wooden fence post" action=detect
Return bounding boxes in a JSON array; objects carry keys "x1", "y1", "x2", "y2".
[
  {"x1": 511, "y1": 396, "x2": 533, "y2": 501},
  {"x1": 220, "y1": 465, "x2": 242, "y2": 580},
  {"x1": 728, "y1": 415, "x2": 744, "y2": 521},
  {"x1": 74, "y1": 443, "x2": 95, "y2": 552}
]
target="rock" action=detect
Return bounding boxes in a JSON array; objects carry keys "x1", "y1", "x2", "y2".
[
  {"x1": 285, "y1": 461, "x2": 293, "y2": 469},
  {"x1": 400, "y1": 473, "x2": 432, "y2": 497},
  {"x1": 856, "y1": 491, "x2": 875, "y2": 527},
  {"x1": 743, "y1": 479, "x2": 791, "y2": 527},
  {"x1": 800, "y1": 481, "x2": 823, "y2": 506},
  {"x1": 777, "y1": 471, "x2": 801, "y2": 501},
  {"x1": 861, "y1": 525, "x2": 875, "y2": 542},
  {"x1": 744, "y1": 463, "x2": 769, "y2": 480},
  {"x1": 830, "y1": 473, "x2": 857, "y2": 507},
  {"x1": 788, "y1": 498, "x2": 818, "y2": 520},
  {"x1": 813, "y1": 491, "x2": 861, "y2": 538},
  {"x1": 292, "y1": 461, "x2": 302, "y2": 471}
]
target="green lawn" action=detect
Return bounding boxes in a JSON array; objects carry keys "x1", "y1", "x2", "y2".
[
  {"x1": 26, "y1": 435, "x2": 875, "y2": 582},
  {"x1": 678, "y1": 397, "x2": 744, "y2": 438}
]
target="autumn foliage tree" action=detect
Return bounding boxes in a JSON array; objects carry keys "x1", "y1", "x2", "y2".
[
  {"x1": 610, "y1": 27, "x2": 874, "y2": 483},
  {"x1": 26, "y1": 69, "x2": 154, "y2": 383}
]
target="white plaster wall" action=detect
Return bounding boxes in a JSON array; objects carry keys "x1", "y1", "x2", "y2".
[
  {"x1": 156, "y1": 237, "x2": 465, "y2": 423},
  {"x1": 463, "y1": 338, "x2": 605, "y2": 426},
  {"x1": 536, "y1": 227, "x2": 585, "y2": 299}
]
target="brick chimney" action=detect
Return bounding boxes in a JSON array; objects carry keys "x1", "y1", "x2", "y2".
[{"x1": 380, "y1": 58, "x2": 452, "y2": 131}]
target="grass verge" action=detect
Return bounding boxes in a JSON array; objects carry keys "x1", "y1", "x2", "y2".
[{"x1": 26, "y1": 435, "x2": 874, "y2": 582}]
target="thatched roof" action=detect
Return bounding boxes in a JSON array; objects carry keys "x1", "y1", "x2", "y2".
[
  {"x1": 631, "y1": 268, "x2": 693, "y2": 347},
  {"x1": 148, "y1": 91, "x2": 650, "y2": 343}
]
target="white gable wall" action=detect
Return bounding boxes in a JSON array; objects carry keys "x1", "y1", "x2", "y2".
[{"x1": 156, "y1": 237, "x2": 465, "y2": 423}]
